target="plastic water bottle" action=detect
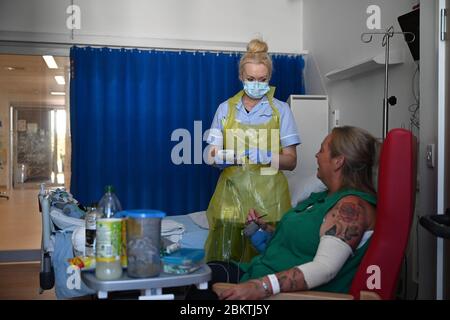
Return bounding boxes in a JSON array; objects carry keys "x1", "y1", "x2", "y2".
[
  {"x1": 97, "y1": 185, "x2": 122, "y2": 218},
  {"x1": 96, "y1": 185, "x2": 126, "y2": 269},
  {"x1": 95, "y1": 218, "x2": 123, "y2": 280}
]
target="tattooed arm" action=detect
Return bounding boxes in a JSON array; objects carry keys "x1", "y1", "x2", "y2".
[
  {"x1": 266, "y1": 196, "x2": 371, "y2": 294},
  {"x1": 274, "y1": 268, "x2": 309, "y2": 292},
  {"x1": 219, "y1": 270, "x2": 308, "y2": 300},
  {"x1": 219, "y1": 196, "x2": 374, "y2": 299},
  {"x1": 219, "y1": 279, "x2": 269, "y2": 300},
  {"x1": 320, "y1": 195, "x2": 371, "y2": 250}
]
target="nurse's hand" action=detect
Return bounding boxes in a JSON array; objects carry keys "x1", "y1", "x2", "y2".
[
  {"x1": 218, "y1": 280, "x2": 267, "y2": 300},
  {"x1": 214, "y1": 163, "x2": 232, "y2": 170},
  {"x1": 247, "y1": 209, "x2": 267, "y2": 228},
  {"x1": 213, "y1": 153, "x2": 234, "y2": 170},
  {"x1": 243, "y1": 148, "x2": 272, "y2": 164}
]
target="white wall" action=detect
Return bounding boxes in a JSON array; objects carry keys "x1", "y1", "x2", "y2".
[
  {"x1": 0, "y1": 0, "x2": 304, "y2": 53},
  {"x1": 303, "y1": 0, "x2": 418, "y2": 139}
]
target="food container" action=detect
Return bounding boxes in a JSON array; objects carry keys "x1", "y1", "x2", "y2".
[
  {"x1": 162, "y1": 248, "x2": 205, "y2": 275},
  {"x1": 121, "y1": 210, "x2": 166, "y2": 278}
]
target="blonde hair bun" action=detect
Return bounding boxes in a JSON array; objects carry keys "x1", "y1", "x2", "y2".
[
  {"x1": 247, "y1": 39, "x2": 269, "y2": 54},
  {"x1": 239, "y1": 38, "x2": 273, "y2": 80}
]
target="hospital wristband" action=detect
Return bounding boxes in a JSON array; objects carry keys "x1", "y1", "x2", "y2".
[{"x1": 267, "y1": 274, "x2": 280, "y2": 295}]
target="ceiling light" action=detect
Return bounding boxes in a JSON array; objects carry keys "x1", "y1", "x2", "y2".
[
  {"x1": 43, "y1": 55, "x2": 58, "y2": 69},
  {"x1": 50, "y1": 92, "x2": 65, "y2": 96},
  {"x1": 54, "y1": 75, "x2": 65, "y2": 85}
]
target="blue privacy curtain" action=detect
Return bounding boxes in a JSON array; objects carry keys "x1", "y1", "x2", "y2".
[{"x1": 70, "y1": 46, "x2": 305, "y2": 215}]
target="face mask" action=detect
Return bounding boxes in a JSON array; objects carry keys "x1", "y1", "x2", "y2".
[{"x1": 243, "y1": 81, "x2": 270, "y2": 99}]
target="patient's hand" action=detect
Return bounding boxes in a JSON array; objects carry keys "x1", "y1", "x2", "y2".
[
  {"x1": 247, "y1": 208, "x2": 264, "y2": 224},
  {"x1": 218, "y1": 280, "x2": 266, "y2": 300}
]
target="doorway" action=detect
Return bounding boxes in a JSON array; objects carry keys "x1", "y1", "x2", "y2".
[
  {"x1": 11, "y1": 106, "x2": 66, "y2": 188},
  {"x1": 0, "y1": 53, "x2": 70, "y2": 190},
  {"x1": 0, "y1": 52, "x2": 69, "y2": 256}
]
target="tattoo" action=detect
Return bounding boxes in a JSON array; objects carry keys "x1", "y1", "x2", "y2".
[
  {"x1": 344, "y1": 225, "x2": 360, "y2": 241},
  {"x1": 325, "y1": 225, "x2": 337, "y2": 236},
  {"x1": 324, "y1": 199, "x2": 366, "y2": 249},
  {"x1": 248, "y1": 279, "x2": 266, "y2": 298},
  {"x1": 338, "y1": 202, "x2": 361, "y2": 223},
  {"x1": 249, "y1": 280, "x2": 259, "y2": 290},
  {"x1": 248, "y1": 280, "x2": 262, "y2": 295},
  {"x1": 278, "y1": 268, "x2": 306, "y2": 292}
]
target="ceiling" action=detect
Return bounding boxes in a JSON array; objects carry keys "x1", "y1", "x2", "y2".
[{"x1": 0, "y1": 54, "x2": 69, "y2": 106}]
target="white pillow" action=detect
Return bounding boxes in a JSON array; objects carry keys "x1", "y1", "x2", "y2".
[{"x1": 290, "y1": 175, "x2": 327, "y2": 207}]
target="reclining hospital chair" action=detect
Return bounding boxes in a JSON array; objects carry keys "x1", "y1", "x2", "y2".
[{"x1": 213, "y1": 128, "x2": 417, "y2": 300}]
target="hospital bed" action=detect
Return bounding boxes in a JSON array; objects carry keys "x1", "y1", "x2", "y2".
[{"x1": 37, "y1": 187, "x2": 210, "y2": 299}]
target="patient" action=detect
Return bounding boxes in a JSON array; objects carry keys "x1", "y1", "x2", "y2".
[{"x1": 186, "y1": 126, "x2": 380, "y2": 300}]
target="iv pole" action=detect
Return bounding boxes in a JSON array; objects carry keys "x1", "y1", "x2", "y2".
[{"x1": 361, "y1": 26, "x2": 416, "y2": 139}]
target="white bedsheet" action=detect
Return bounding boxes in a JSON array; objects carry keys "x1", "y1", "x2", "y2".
[{"x1": 187, "y1": 211, "x2": 208, "y2": 229}]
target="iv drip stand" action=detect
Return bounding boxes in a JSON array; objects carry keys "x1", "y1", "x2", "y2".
[{"x1": 361, "y1": 26, "x2": 415, "y2": 139}]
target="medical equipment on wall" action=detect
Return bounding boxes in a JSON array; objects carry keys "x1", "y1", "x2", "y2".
[{"x1": 361, "y1": 27, "x2": 416, "y2": 139}]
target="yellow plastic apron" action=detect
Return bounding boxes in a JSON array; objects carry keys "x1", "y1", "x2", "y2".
[{"x1": 204, "y1": 87, "x2": 292, "y2": 263}]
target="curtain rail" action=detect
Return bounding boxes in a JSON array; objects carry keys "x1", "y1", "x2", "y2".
[{"x1": 0, "y1": 39, "x2": 307, "y2": 56}]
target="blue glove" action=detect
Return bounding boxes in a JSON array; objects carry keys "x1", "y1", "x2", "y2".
[
  {"x1": 244, "y1": 149, "x2": 272, "y2": 165},
  {"x1": 250, "y1": 229, "x2": 272, "y2": 253}
]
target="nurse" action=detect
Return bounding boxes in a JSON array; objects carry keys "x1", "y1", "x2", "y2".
[{"x1": 204, "y1": 39, "x2": 301, "y2": 263}]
